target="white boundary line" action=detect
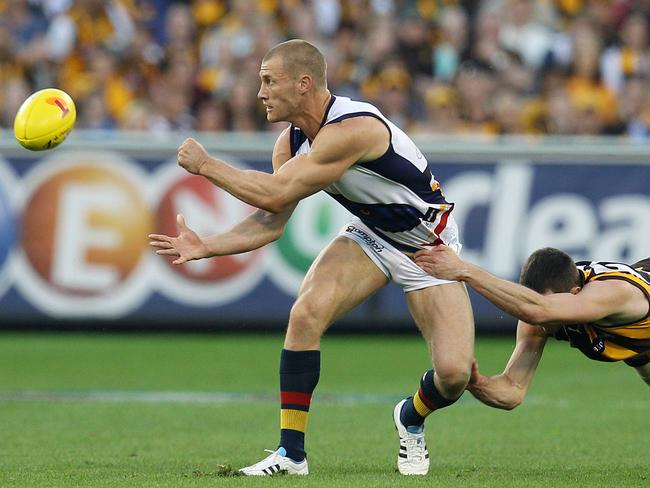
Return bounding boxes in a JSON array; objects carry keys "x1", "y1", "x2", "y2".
[{"x1": 2, "y1": 389, "x2": 643, "y2": 408}]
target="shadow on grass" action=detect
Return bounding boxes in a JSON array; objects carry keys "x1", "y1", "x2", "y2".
[{"x1": 189, "y1": 464, "x2": 243, "y2": 477}]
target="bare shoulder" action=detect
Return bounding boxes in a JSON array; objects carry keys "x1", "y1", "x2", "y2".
[
  {"x1": 580, "y1": 278, "x2": 648, "y2": 322},
  {"x1": 567, "y1": 279, "x2": 632, "y2": 309},
  {"x1": 582, "y1": 277, "x2": 649, "y2": 307},
  {"x1": 272, "y1": 126, "x2": 292, "y2": 171},
  {"x1": 313, "y1": 116, "x2": 389, "y2": 162},
  {"x1": 581, "y1": 278, "x2": 637, "y2": 297}
]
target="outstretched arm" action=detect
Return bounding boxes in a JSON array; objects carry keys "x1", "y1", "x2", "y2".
[
  {"x1": 468, "y1": 322, "x2": 548, "y2": 410},
  {"x1": 149, "y1": 127, "x2": 296, "y2": 263},
  {"x1": 414, "y1": 245, "x2": 641, "y2": 327},
  {"x1": 149, "y1": 206, "x2": 295, "y2": 264},
  {"x1": 176, "y1": 117, "x2": 388, "y2": 213}
]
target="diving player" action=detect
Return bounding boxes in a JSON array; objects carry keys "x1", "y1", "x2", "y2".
[
  {"x1": 149, "y1": 39, "x2": 475, "y2": 475},
  {"x1": 413, "y1": 246, "x2": 650, "y2": 409}
]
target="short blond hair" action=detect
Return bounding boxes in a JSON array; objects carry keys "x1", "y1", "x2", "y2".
[{"x1": 263, "y1": 39, "x2": 327, "y2": 89}]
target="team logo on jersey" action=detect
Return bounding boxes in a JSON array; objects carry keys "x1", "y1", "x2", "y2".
[{"x1": 591, "y1": 336, "x2": 605, "y2": 354}]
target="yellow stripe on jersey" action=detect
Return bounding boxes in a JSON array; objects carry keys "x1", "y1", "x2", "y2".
[{"x1": 578, "y1": 262, "x2": 650, "y2": 361}]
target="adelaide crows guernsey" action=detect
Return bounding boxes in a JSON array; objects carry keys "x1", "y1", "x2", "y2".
[
  {"x1": 554, "y1": 260, "x2": 650, "y2": 364},
  {"x1": 289, "y1": 95, "x2": 456, "y2": 253}
]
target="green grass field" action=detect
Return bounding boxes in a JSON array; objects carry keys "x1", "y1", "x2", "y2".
[{"x1": 1, "y1": 332, "x2": 648, "y2": 487}]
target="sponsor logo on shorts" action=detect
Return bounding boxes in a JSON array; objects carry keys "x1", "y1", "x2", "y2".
[{"x1": 345, "y1": 225, "x2": 384, "y2": 253}]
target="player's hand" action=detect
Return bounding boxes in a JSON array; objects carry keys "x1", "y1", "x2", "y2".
[
  {"x1": 466, "y1": 361, "x2": 522, "y2": 410},
  {"x1": 413, "y1": 244, "x2": 465, "y2": 281},
  {"x1": 178, "y1": 137, "x2": 210, "y2": 175},
  {"x1": 468, "y1": 359, "x2": 484, "y2": 387},
  {"x1": 148, "y1": 214, "x2": 209, "y2": 264},
  {"x1": 466, "y1": 360, "x2": 490, "y2": 398}
]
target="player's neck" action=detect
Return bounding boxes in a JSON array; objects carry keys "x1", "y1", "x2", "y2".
[{"x1": 292, "y1": 90, "x2": 332, "y2": 141}]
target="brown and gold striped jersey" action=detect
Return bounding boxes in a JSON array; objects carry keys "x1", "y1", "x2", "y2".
[{"x1": 554, "y1": 260, "x2": 650, "y2": 366}]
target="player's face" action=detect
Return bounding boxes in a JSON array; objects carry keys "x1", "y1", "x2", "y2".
[{"x1": 258, "y1": 56, "x2": 300, "y2": 123}]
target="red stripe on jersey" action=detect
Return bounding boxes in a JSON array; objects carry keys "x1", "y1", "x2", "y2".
[
  {"x1": 281, "y1": 391, "x2": 312, "y2": 406},
  {"x1": 420, "y1": 209, "x2": 451, "y2": 247},
  {"x1": 433, "y1": 208, "x2": 451, "y2": 237}
]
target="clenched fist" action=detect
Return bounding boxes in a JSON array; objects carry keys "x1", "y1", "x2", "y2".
[{"x1": 178, "y1": 137, "x2": 210, "y2": 175}]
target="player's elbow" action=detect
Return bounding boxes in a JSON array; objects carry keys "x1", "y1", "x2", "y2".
[
  {"x1": 502, "y1": 395, "x2": 524, "y2": 410},
  {"x1": 257, "y1": 189, "x2": 295, "y2": 213},
  {"x1": 258, "y1": 196, "x2": 289, "y2": 214},
  {"x1": 518, "y1": 304, "x2": 551, "y2": 326},
  {"x1": 493, "y1": 389, "x2": 525, "y2": 410},
  {"x1": 266, "y1": 225, "x2": 286, "y2": 243}
]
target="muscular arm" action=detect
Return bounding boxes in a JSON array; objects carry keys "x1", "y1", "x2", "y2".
[
  {"x1": 468, "y1": 322, "x2": 548, "y2": 410},
  {"x1": 459, "y1": 263, "x2": 627, "y2": 326},
  {"x1": 203, "y1": 205, "x2": 295, "y2": 256},
  {"x1": 414, "y1": 246, "x2": 644, "y2": 326},
  {"x1": 150, "y1": 128, "x2": 296, "y2": 263},
  {"x1": 200, "y1": 128, "x2": 296, "y2": 255},
  {"x1": 188, "y1": 117, "x2": 388, "y2": 213},
  {"x1": 154, "y1": 118, "x2": 388, "y2": 263}
]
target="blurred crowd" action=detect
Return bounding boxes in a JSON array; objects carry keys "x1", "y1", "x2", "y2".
[{"x1": 2, "y1": 0, "x2": 650, "y2": 137}]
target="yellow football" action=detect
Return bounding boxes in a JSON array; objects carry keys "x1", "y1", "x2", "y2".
[{"x1": 13, "y1": 88, "x2": 76, "y2": 151}]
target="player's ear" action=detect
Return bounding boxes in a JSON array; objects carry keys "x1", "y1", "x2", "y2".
[
  {"x1": 297, "y1": 74, "x2": 313, "y2": 94},
  {"x1": 569, "y1": 286, "x2": 581, "y2": 295}
]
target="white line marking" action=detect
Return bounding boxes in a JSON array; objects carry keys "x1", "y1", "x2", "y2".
[{"x1": 3, "y1": 390, "x2": 644, "y2": 408}]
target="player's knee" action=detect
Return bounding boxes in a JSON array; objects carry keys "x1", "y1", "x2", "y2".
[
  {"x1": 286, "y1": 298, "x2": 328, "y2": 345},
  {"x1": 289, "y1": 297, "x2": 326, "y2": 328},
  {"x1": 435, "y1": 365, "x2": 471, "y2": 399}
]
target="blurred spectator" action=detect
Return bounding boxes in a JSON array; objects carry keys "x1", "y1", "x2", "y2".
[
  {"x1": 491, "y1": 88, "x2": 525, "y2": 134},
  {"x1": 77, "y1": 90, "x2": 115, "y2": 129},
  {"x1": 433, "y1": 6, "x2": 469, "y2": 82},
  {"x1": 454, "y1": 60, "x2": 498, "y2": 133},
  {"x1": 499, "y1": 0, "x2": 555, "y2": 70},
  {"x1": 565, "y1": 17, "x2": 618, "y2": 131},
  {"x1": 609, "y1": 75, "x2": 650, "y2": 139},
  {"x1": 601, "y1": 10, "x2": 650, "y2": 93},
  {"x1": 0, "y1": 77, "x2": 30, "y2": 128},
  {"x1": 410, "y1": 83, "x2": 462, "y2": 133},
  {"x1": 228, "y1": 79, "x2": 264, "y2": 131},
  {"x1": 194, "y1": 98, "x2": 227, "y2": 132},
  {"x1": 1, "y1": 0, "x2": 650, "y2": 138},
  {"x1": 395, "y1": 8, "x2": 433, "y2": 79},
  {"x1": 119, "y1": 100, "x2": 151, "y2": 130},
  {"x1": 544, "y1": 87, "x2": 577, "y2": 134}
]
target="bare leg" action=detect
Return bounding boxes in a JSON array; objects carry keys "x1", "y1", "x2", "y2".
[
  {"x1": 272, "y1": 237, "x2": 388, "y2": 464},
  {"x1": 284, "y1": 236, "x2": 389, "y2": 350},
  {"x1": 393, "y1": 282, "x2": 475, "y2": 475},
  {"x1": 406, "y1": 282, "x2": 475, "y2": 399}
]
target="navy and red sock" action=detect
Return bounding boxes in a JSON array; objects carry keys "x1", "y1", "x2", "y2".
[
  {"x1": 278, "y1": 349, "x2": 320, "y2": 462},
  {"x1": 400, "y1": 369, "x2": 459, "y2": 429}
]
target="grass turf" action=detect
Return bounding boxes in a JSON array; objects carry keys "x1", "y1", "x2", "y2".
[{"x1": 0, "y1": 333, "x2": 648, "y2": 487}]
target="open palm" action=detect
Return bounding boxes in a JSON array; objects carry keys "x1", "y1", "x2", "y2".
[{"x1": 148, "y1": 214, "x2": 209, "y2": 265}]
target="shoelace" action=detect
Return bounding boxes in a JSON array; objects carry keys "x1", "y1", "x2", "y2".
[{"x1": 404, "y1": 435, "x2": 426, "y2": 462}]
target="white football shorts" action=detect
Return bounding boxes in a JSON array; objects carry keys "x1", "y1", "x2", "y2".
[{"x1": 337, "y1": 216, "x2": 462, "y2": 292}]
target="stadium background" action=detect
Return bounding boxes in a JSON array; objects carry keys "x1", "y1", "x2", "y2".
[
  {"x1": 2, "y1": 2, "x2": 650, "y2": 487},
  {"x1": 0, "y1": 0, "x2": 649, "y2": 332}
]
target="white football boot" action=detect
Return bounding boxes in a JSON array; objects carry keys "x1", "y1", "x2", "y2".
[
  {"x1": 393, "y1": 399, "x2": 430, "y2": 475},
  {"x1": 239, "y1": 447, "x2": 309, "y2": 476}
]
